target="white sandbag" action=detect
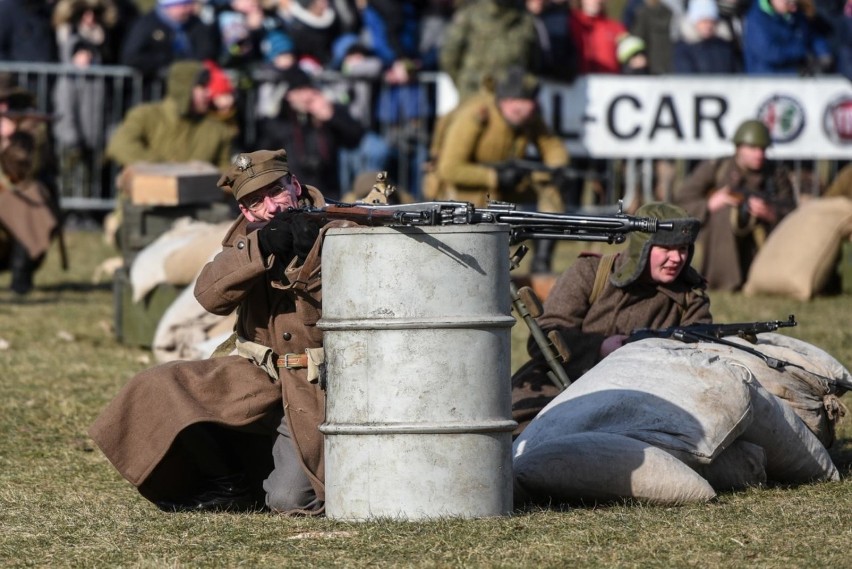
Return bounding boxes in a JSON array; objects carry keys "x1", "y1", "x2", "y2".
[
  {"x1": 128, "y1": 217, "x2": 207, "y2": 302},
  {"x1": 517, "y1": 339, "x2": 753, "y2": 467},
  {"x1": 698, "y1": 333, "x2": 850, "y2": 446},
  {"x1": 740, "y1": 381, "x2": 839, "y2": 484},
  {"x1": 693, "y1": 440, "x2": 767, "y2": 491},
  {"x1": 513, "y1": 432, "x2": 716, "y2": 506},
  {"x1": 152, "y1": 271, "x2": 236, "y2": 363},
  {"x1": 162, "y1": 221, "x2": 231, "y2": 286}
]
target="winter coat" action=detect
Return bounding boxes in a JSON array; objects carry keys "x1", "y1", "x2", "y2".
[
  {"x1": 256, "y1": 102, "x2": 364, "y2": 200},
  {"x1": 570, "y1": 9, "x2": 627, "y2": 74},
  {"x1": 742, "y1": 0, "x2": 831, "y2": 74},
  {"x1": 105, "y1": 61, "x2": 233, "y2": 170},
  {"x1": 0, "y1": 0, "x2": 57, "y2": 61},
  {"x1": 439, "y1": 0, "x2": 541, "y2": 101},
  {"x1": 52, "y1": 0, "x2": 119, "y2": 150},
  {"x1": 673, "y1": 36, "x2": 742, "y2": 74},
  {"x1": 279, "y1": 1, "x2": 340, "y2": 67},
  {"x1": 630, "y1": 0, "x2": 674, "y2": 74},
  {"x1": 674, "y1": 156, "x2": 796, "y2": 290},
  {"x1": 119, "y1": 9, "x2": 220, "y2": 78},
  {"x1": 0, "y1": 177, "x2": 58, "y2": 261},
  {"x1": 511, "y1": 252, "x2": 711, "y2": 433},
  {"x1": 88, "y1": 186, "x2": 354, "y2": 508}
]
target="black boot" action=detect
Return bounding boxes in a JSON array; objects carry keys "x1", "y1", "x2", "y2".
[
  {"x1": 9, "y1": 240, "x2": 38, "y2": 295},
  {"x1": 156, "y1": 473, "x2": 257, "y2": 513},
  {"x1": 530, "y1": 239, "x2": 556, "y2": 274},
  {"x1": 156, "y1": 423, "x2": 259, "y2": 513}
]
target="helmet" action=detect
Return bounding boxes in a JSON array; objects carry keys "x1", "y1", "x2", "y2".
[{"x1": 732, "y1": 120, "x2": 771, "y2": 149}]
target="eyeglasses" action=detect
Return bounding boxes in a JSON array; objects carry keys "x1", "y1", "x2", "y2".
[{"x1": 240, "y1": 178, "x2": 292, "y2": 211}]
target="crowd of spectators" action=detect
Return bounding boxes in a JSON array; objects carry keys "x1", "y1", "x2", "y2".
[{"x1": 0, "y1": 0, "x2": 850, "y2": 200}]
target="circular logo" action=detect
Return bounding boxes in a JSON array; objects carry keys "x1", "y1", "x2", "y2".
[
  {"x1": 823, "y1": 95, "x2": 852, "y2": 145},
  {"x1": 756, "y1": 95, "x2": 806, "y2": 144}
]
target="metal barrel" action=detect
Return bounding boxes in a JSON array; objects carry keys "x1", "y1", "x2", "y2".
[{"x1": 318, "y1": 225, "x2": 516, "y2": 520}]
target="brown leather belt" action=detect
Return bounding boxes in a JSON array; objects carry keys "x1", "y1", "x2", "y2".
[{"x1": 277, "y1": 353, "x2": 309, "y2": 369}]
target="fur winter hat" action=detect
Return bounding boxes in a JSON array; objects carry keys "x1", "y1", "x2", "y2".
[{"x1": 611, "y1": 202, "x2": 701, "y2": 287}]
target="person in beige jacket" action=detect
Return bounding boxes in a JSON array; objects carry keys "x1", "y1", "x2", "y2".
[{"x1": 89, "y1": 149, "x2": 355, "y2": 514}]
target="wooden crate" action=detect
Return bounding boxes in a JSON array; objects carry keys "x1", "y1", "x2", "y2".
[{"x1": 127, "y1": 162, "x2": 222, "y2": 206}]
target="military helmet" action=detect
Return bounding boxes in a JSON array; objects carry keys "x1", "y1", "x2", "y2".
[{"x1": 732, "y1": 119, "x2": 771, "y2": 149}]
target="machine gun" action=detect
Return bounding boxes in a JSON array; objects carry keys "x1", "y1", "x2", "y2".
[
  {"x1": 626, "y1": 315, "x2": 798, "y2": 369},
  {"x1": 297, "y1": 199, "x2": 671, "y2": 245}
]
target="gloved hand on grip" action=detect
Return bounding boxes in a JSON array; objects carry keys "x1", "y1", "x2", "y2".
[
  {"x1": 290, "y1": 213, "x2": 324, "y2": 261},
  {"x1": 256, "y1": 212, "x2": 296, "y2": 260},
  {"x1": 495, "y1": 163, "x2": 526, "y2": 194}
]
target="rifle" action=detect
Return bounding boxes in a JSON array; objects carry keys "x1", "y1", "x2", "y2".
[
  {"x1": 626, "y1": 315, "x2": 798, "y2": 369},
  {"x1": 509, "y1": 245, "x2": 571, "y2": 390},
  {"x1": 301, "y1": 199, "x2": 672, "y2": 245}
]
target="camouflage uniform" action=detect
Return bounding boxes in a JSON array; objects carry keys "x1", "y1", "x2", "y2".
[
  {"x1": 434, "y1": 91, "x2": 567, "y2": 213},
  {"x1": 439, "y1": 0, "x2": 541, "y2": 102}
]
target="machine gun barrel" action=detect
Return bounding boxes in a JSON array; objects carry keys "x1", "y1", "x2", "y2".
[{"x1": 297, "y1": 199, "x2": 671, "y2": 245}]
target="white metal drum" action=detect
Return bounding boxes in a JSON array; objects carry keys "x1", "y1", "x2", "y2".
[{"x1": 319, "y1": 224, "x2": 516, "y2": 520}]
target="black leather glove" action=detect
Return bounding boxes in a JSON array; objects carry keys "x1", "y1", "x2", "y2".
[
  {"x1": 290, "y1": 213, "x2": 323, "y2": 261},
  {"x1": 495, "y1": 163, "x2": 526, "y2": 194},
  {"x1": 256, "y1": 212, "x2": 295, "y2": 260}
]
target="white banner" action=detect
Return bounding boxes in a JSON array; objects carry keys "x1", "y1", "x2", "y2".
[{"x1": 435, "y1": 74, "x2": 852, "y2": 160}]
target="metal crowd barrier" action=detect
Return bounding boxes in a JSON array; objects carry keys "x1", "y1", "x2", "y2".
[{"x1": 0, "y1": 62, "x2": 840, "y2": 214}]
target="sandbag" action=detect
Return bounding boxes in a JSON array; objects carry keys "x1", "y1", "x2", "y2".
[
  {"x1": 743, "y1": 197, "x2": 852, "y2": 300},
  {"x1": 517, "y1": 339, "x2": 754, "y2": 467},
  {"x1": 693, "y1": 440, "x2": 767, "y2": 491},
  {"x1": 162, "y1": 221, "x2": 231, "y2": 286},
  {"x1": 513, "y1": 432, "x2": 717, "y2": 506},
  {"x1": 152, "y1": 270, "x2": 236, "y2": 363},
  {"x1": 699, "y1": 333, "x2": 851, "y2": 447},
  {"x1": 128, "y1": 217, "x2": 208, "y2": 302},
  {"x1": 740, "y1": 381, "x2": 839, "y2": 484}
]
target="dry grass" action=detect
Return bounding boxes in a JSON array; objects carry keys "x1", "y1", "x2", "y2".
[{"x1": 0, "y1": 229, "x2": 850, "y2": 568}]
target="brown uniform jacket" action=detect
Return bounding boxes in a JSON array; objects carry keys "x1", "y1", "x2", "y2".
[
  {"x1": 674, "y1": 157, "x2": 796, "y2": 290},
  {"x1": 511, "y1": 253, "x2": 711, "y2": 433},
  {"x1": 88, "y1": 187, "x2": 351, "y2": 507},
  {"x1": 0, "y1": 176, "x2": 58, "y2": 260},
  {"x1": 435, "y1": 92, "x2": 567, "y2": 210}
]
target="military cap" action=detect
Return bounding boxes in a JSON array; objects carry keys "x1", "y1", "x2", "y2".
[
  {"x1": 494, "y1": 66, "x2": 540, "y2": 101},
  {"x1": 217, "y1": 149, "x2": 290, "y2": 201},
  {"x1": 611, "y1": 202, "x2": 701, "y2": 287}
]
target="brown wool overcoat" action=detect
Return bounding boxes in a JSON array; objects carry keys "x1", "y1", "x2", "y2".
[
  {"x1": 511, "y1": 253, "x2": 712, "y2": 433},
  {"x1": 89, "y1": 186, "x2": 352, "y2": 507},
  {"x1": 0, "y1": 178, "x2": 57, "y2": 259}
]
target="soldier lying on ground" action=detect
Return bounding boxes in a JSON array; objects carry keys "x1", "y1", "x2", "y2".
[{"x1": 511, "y1": 202, "x2": 712, "y2": 435}]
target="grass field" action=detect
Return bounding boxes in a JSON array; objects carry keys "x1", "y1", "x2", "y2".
[{"x1": 1, "y1": 229, "x2": 850, "y2": 568}]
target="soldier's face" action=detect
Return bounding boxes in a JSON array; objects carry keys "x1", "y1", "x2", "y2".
[
  {"x1": 498, "y1": 98, "x2": 536, "y2": 127},
  {"x1": 647, "y1": 245, "x2": 689, "y2": 284},
  {"x1": 735, "y1": 144, "x2": 766, "y2": 171},
  {"x1": 239, "y1": 175, "x2": 302, "y2": 223}
]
